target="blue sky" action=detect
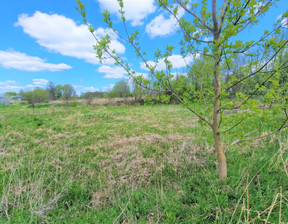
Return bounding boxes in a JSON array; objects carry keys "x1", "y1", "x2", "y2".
[{"x1": 0, "y1": 0, "x2": 287, "y2": 95}]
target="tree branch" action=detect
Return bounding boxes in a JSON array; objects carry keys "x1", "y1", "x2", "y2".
[
  {"x1": 170, "y1": 91, "x2": 212, "y2": 127},
  {"x1": 219, "y1": 0, "x2": 230, "y2": 32},
  {"x1": 159, "y1": 2, "x2": 213, "y2": 44},
  {"x1": 226, "y1": 39, "x2": 288, "y2": 91},
  {"x1": 176, "y1": 0, "x2": 214, "y2": 32},
  {"x1": 221, "y1": 118, "x2": 246, "y2": 134},
  {"x1": 230, "y1": 118, "x2": 288, "y2": 146},
  {"x1": 236, "y1": 57, "x2": 288, "y2": 109},
  {"x1": 233, "y1": 0, "x2": 251, "y2": 26},
  {"x1": 212, "y1": 0, "x2": 218, "y2": 32}
]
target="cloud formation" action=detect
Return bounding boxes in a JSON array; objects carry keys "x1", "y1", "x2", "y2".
[
  {"x1": 0, "y1": 80, "x2": 17, "y2": 85},
  {"x1": 97, "y1": 65, "x2": 127, "y2": 78},
  {"x1": 15, "y1": 11, "x2": 125, "y2": 64},
  {"x1": 101, "y1": 83, "x2": 115, "y2": 91},
  {"x1": 83, "y1": 87, "x2": 99, "y2": 92},
  {"x1": 277, "y1": 14, "x2": 288, "y2": 27},
  {"x1": 140, "y1": 54, "x2": 199, "y2": 71},
  {"x1": 32, "y1": 79, "x2": 49, "y2": 85},
  {"x1": 0, "y1": 80, "x2": 21, "y2": 91},
  {"x1": 0, "y1": 50, "x2": 71, "y2": 72},
  {"x1": 145, "y1": 7, "x2": 185, "y2": 38},
  {"x1": 97, "y1": 0, "x2": 156, "y2": 26}
]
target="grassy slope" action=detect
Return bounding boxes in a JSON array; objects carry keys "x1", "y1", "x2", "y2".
[{"x1": 0, "y1": 104, "x2": 287, "y2": 223}]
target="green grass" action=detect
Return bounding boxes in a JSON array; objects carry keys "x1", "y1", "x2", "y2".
[{"x1": 0, "y1": 103, "x2": 287, "y2": 223}]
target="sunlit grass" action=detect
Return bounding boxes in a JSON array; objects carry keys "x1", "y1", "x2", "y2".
[{"x1": 0, "y1": 103, "x2": 287, "y2": 223}]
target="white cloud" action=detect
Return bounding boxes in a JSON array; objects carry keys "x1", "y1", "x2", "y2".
[
  {"x1": 253, "y1": 2, "x2": 263, "y2": 14},
  {"x1": 0, "y1": 80, "x2": 17, "y2": 85},
  {"x1": 133, "y1": 72, "x2": 149, "y2": 80},
  {"x1": 15, "y1": 11, "x2": 125, "y2": 64},
  {"x1": 83, "y1": 87, "x2": 99, "y2": 92},
  {"x1": 72, "y1": 84, "x2": 83, "y2": 88},
  {"x1": 32, "y1": 79, "x2": 49, "y2": 85},
  {"x1": 0, "y1": 82, "x2": 39, "y2": 92},
  {"x1": 97, "y1": 65, "x2": 127, "y2": 78},
  {"x1": 277, "y1": 14, "x2": 288, "y2": 27},
  {"x1": 140, "y1": 54, "x2": 199, "y2": 71},
  {"x1": 0, "y1": 85, "x2": 22, "y2": 90},
  {"x1": 97, "y1": 0, "x2": 156, "y2": 26},
  {"x1": 145, "y1": 7, "x2": 185, "y2": 38},
  {"x1": 25, "y1": 84, "x2": 39, "y2": 89},
  {"x1": 101, "y1": 83, "x2": 115, "y2": 91},
  {"x1": 0, "y1": 50, "x2": 71, "y2": 72}
]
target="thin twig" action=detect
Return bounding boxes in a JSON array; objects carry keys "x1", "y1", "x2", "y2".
[{"x1": 230, "y1": 118, "x2": 288, "y2": 146}]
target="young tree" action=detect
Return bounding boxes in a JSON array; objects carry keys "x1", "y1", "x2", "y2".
[
  {"x1": 110, "y1": 80, "x2": 131, "y2": 100},
  {"x1": 4, "y1": 92, "x2": 17, "y2": 98},
  {"x1": 55, "y1": 84, "x2": 63, "y2": 100},
  {"x1": 61, "y1": 84, "x2": 76, "y2": 110},
  {"x1": 132, "y1": 83, "x2": 146, "y2": 103},
  {"x1": 76, "y1": 0, "x2": 288, "y2": 181},
  {"x1": 22, "y1": 89, "x2": 48, "y2": 114},
  {"x1": 103, "y1": 92, "x2": 112, "y2": 105},
  {"x1": 46, "y1": 81, "x2": 56, "y2": 101},
  {"x1": 82, "y1": 91, "x2": 95, "y2": 106}
]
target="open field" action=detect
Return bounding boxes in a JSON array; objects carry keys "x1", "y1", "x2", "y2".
[{"x1": 0, "y1": 103, "x2": 287, "y2": 223}]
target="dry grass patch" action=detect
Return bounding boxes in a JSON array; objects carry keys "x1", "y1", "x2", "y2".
[{"x1": 90, "y1": 137, "x2": 212, "y2": 207}]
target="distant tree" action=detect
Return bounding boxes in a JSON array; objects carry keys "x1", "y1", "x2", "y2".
[
  {"x1": 103, "y1": 92, "x2": 112, "y2": 105},
  {"x1": 4, "y1": 92, "x2": 17, "y2": 98},
  {"x1": 82, "y1": 92, "x2": 94, "y2": 105},
  {"x1": 22, "y1": 89, "x2": 48, "y2": 114},
  {"x1": 132, "y1": 84, "x2": 146, "y2": 103},
  {"x1": 110, "y1": 80, "x2": 130, "y2": 99},
  {"x1": 61, "y1": 84, "x2": 76, "y2": 110},
  {"x1": 47, "y1": 81, "x2": 56, "y2": 101},
  {"x1": 19, "y1": 90, "x2": 25, "y2": 98},
  {"x1": 55, "y1": 85, "x2": 63, "y2": 100}
]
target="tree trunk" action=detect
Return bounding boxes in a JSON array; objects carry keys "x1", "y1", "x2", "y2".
[
  {"x1": 212, "y1": 33, "x2": 227, "y2": 182},
  {"x1": 213, "y1": 130, "x2": 227, "y2": 181}
]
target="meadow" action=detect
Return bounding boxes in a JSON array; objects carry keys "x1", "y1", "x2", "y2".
[{"x1": 0, "y1": 103, "x2": 287, "y2": 223}]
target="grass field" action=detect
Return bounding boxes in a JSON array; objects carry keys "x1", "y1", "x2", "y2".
[{"x1": 0, "y1": 103, "x2": 287, "y2": 223}]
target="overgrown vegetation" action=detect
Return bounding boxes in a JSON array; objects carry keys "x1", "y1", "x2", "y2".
[{"x1": 0, "y1": 103, "x2": 287, "y2": 223}]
